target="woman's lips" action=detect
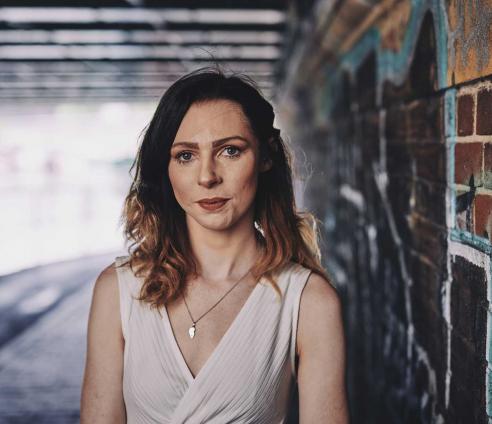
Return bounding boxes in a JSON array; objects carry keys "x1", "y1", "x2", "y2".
[{"x1": 197, "y1": 199, "x2": 229, "y2": 211}]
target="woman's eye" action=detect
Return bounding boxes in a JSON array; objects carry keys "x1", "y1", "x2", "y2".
[
  {"x1": 175, "y1": 151, "x2": 193, "y2": 164},
  {"x1": 173, "y1": 146, "x2": 241, "y2": 165},
  {"x1": 223, "y1": 146, "x2": 241, "y2": 157}
]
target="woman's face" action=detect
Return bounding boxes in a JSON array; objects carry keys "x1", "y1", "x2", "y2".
[{"x1": 168, "y1": 99, "x2": 270, "y2": 232}]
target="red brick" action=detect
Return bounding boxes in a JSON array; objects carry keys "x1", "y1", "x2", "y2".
[
  {"x1": 410, "y1": 214, "x2": 447, "y2": 268},
  {"x1": 413, "y1": 143, "x2": 446, "y2": 184},
  {"x1": 457, "y1": 94, "x2": 475, "y2": 136},
  {"x1": 476, "y1": 89, "x2": 492, "y2": 135},
  {"x1": 387, "y1": 144, "x2": 412, "y2": 177},
  {"x1": 407, "y1": 95, "x2": 444, "y2": 142},
  {"x1": 484, "y1": 143, "x2": 492, "y2": 189},
  {"x1": 474, "y1": 194, "x2": 492, "y2": 241},
  {"x1": 454, "y1": 142, "x2": 483, "y2": 186},
  {"x1": 414, "y1": 179, "x2": 447, "y2": 226}
]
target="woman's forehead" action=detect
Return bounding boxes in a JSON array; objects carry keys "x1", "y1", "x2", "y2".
[{"x1": 174, "y1": 100, "x2": 254, "y2": 144}]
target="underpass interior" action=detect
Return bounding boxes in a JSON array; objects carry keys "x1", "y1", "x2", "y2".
[{"x1": 1, "y1": 1, "x2": 492, "y2": 423}]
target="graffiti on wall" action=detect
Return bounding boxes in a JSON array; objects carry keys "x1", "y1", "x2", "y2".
[{"x1": 288, "y1": 0, "x2": 492, "y2": 422}]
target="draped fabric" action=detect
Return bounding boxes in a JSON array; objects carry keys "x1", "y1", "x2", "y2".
[{"x1": 115, "y1": 255, "x2": 312, "y2": 424}]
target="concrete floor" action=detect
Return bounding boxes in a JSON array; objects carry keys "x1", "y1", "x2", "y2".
[{"x1": 0, "y1": 253, "x2": 117, "y2": 423}]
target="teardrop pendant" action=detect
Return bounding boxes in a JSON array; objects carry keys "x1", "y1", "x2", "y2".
[{"x1": 188, "y1": 323, "x2": 196, "y2": 339}]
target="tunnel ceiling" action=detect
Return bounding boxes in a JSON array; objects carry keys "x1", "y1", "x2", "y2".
[{"x1": 0, "y1": 1, "x2": 287, "y2": 101}]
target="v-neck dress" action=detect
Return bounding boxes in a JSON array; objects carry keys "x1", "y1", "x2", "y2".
[{"x1": 114, "y1": 255, "x2": 312, "y2": 424}]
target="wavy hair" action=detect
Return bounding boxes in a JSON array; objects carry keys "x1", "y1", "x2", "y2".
[{"x1": 118, "y1": 65, "x2": 332, "y2": 312}]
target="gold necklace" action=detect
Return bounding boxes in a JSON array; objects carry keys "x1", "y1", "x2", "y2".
[{"x1": 181, "y1": 264, "x2": 254, "y2": 339}]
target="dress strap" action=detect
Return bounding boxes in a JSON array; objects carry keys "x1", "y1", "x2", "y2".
[
  {"x1": 289, "y1": 263, "x2": 313, "y2": 380},
  {"x1": 114, "y1": 255, "x2": 135, "y2": 342}
]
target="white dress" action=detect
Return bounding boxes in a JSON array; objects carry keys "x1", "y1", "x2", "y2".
[{"x1": 114, "y1": 255, "x2": 312, "y2": 423}]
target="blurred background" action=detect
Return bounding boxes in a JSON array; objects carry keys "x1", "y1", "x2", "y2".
[
  {"x1": 0, "y1": 1, "x2": 292, "y2": 423},
  {"x1": 0, "y1": 1, "x2": 491, "y2": 423}
]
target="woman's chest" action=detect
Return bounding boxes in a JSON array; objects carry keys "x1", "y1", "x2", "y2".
[{"x1": 164, "y1": 281, "x2": 260, "y2": 379}]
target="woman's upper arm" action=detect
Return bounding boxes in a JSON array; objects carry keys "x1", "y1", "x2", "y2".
[
  {"x1": 296, "y1": 272, "x2": 349, "y2": 423},
  {"x1": 80, "y1": 262, "x2": 126, "y2": 424}
]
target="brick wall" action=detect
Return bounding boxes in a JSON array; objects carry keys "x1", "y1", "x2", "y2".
[{"x1": 276, "y1": 0, "x2": 492, "y2": 422}]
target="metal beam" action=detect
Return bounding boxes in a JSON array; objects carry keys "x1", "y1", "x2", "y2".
[
  {"x1": 0, "y1": 44, "x2": 282, "y2": 60},
  {"x1": 0, "y1": 8, "x2": 285, "y2": 25},
  {"x1": 0, "y1": 29, "x2": 283, "y2": 45},
  {"x1": 0, "y1": 1, "x2": 285, "y2": 9}
]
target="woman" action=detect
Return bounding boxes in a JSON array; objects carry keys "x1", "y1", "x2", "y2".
[{"x1": 80, "y1": 66, "x2": 349, "y2": 423}]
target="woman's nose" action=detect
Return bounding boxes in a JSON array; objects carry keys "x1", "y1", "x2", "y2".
[{"x1": 198, "y1": 156, "x2": 221, "y2": 187}]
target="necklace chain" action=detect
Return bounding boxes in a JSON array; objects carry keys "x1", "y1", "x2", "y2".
[{"x1": 181, "y1": 260, "x2": 256, "y2": 339}]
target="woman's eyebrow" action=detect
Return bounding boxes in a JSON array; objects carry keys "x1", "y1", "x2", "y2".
[{"x1": 171, "y1": 135, "x2": 249, "y2": 149}]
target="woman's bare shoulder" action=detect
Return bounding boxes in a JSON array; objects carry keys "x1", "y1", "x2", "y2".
[
  {"x1": 297, "y1": 271, "x2": 343, "y2": 355},
  {"x1": 81, "y1": 261, "x2": 125, "y2": 422},
  {"x1": 295, "y1": 272, "x2": 348, "y2": 422},
  {"x1": 93, "y1": 262, "x2": 118, "y2": 295},
  {"x1": 303, "y1": 271, "x2": 339, "y2": 304},
  {"x1": 88, "y1": 262, "x2": 122, "y2": 339}
]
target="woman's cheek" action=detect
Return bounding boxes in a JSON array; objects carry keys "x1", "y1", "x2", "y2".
[{"x1": 169, "y1": 166, "x2": 191, "y2": 204}]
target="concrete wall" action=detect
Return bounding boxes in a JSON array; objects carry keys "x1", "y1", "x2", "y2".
[{"x1": 277, "y1": 0, "x2": 492, "y2": 422}]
